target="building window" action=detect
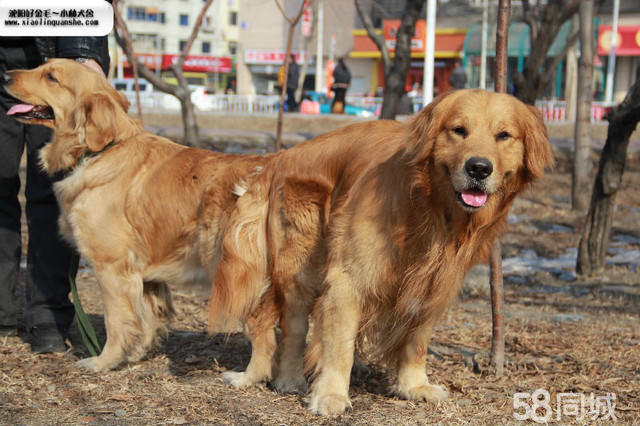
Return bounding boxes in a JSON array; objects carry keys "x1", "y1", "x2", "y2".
[
  {"x1": 228, "y1": 41, "x2": 237, "y2": 55},
  {"x1": 180, "y1": 14, "x2": 189, "y2": 26},
  {"x1": 128, "y1": 7, "x2": 145, "y2": 20},
  {"x1": 202, "y1": 41, "x2": 211, "y2": 54},
  {"x1": 229, "y1": 11, "x2": 237, "y2": 26},
  {"x1": 159, "y1": 12, "x2": 166, "y2": 23},
  {"x1": 179, "y1": 40, "x2": 187, "y2": 51},
  {"x1": 128, "y1": 7, "x2": 164, "y2": 22}
]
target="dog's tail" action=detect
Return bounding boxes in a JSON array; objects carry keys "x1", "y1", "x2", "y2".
[{"x1": 208, "y1": 173, "x2": 272, "y2": 333}]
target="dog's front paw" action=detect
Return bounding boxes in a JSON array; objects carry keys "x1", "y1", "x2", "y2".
[
  {"x1": 308, "y1": 392, "x2": 352, "y2": 416},
  {"x1": 75, "y1": 356, "x2": 103, "y2": 372},
  {"x1": 223, "y1": 371, "x2": 259, "y2": 388},
  {"x1": 272, "y1": 373, "x2": 308, "y2": 394},
  {"x1": 396, "y1": 383, "x2": 449, "y2": 402},
  {"x1": 75, "y1": 355, "x2": 122, "y2": 372}
]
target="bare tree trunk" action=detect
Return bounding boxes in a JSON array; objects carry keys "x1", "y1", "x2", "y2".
[
  {"x1": 488, "y1": 0, "x2": 511, "y2": 378},
  {"x1": 572, "y1": 0, "x2": 595, "y2": 212},
  {"x1": 275, "y1": 0, "x2": 308, "y2": 152},
  {"x1": 113, "y1": 0, "x2": 214, "y2": 147},
  {"x1": 564, "y1": 14, "x2": 579, "y2": 122},
  {"x1": 355, "y1": 0, "x2": 422, "y2": 120},
  {"x1": 513, "y1": 0, "x2": 580, "y2": 105},
  {"x1": 576, "y1": 79, "x2": 640, "y2": 276}
]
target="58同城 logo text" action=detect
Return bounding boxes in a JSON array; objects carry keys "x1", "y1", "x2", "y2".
[{"x1": 514, "y1": 389, "x2": 617, "y2": 423}]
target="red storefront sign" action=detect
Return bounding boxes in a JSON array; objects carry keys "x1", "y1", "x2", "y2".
[
  {"x1": 383, "y1": 19, "x2": 427, "y2": 51},
  {"x1": 162, "y1": 54, "x2": 232, "y2": 73},
  {"x1": 597, "y1": 25, "x2": 640, "y2": 56},
  {"x1": 122, "y1": 54, "x2": 232, "y2": 72},
  {"x1": 122, "y1": 53, "x2": 162, "y2": 70},
  {"x1": 244, "y1": 49, "x2": 305, "y2": 64},
  {"x1": 301, "y1": 0, "x2": 312, "y2": 36}
]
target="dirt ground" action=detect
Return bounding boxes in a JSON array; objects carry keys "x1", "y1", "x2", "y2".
[{"x1": 1, "y1": 164, "x2": 639, "y2": 425}]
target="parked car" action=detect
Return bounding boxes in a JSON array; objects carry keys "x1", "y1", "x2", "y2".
[
  {"x1": 111, "y1": 79, "x2": 215, "y2": 112},
  {"x1": 112, "y1": 78, "x2": 156, "y2": 110}
]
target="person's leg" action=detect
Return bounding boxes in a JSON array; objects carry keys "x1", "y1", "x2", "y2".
[
  {"x1": 23, "y1": 124, "x2": 75, "y2": 352},
  {"x1": 0, "y1": 110, "x2": 25, "y2": 336},
  {"x1": 287, "y1": 88, "x2": 296, "y2": 112}
]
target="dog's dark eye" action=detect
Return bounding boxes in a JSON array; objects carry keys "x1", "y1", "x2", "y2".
[
  {"x1": 452, "y1": 126, "x2": 467, "y2": 138},
  {"x1": 496, "y1": 131, "x2": 511, "y2": 141},
  {"x1": 45, "y1": 72, "x2": 58, "y2": 83}
]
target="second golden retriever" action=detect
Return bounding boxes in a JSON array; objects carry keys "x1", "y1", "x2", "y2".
[
  {"x1": 5, "y1": 59, "x2": 269, "y2": 371},
  {"x1": 208, "y1": 89, "x2": 553, "y2": 414}
]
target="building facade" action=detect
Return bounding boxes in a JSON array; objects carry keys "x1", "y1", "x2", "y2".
[
  {"x1": 236, "y1": 0, "x2": 355, "y2": 95},
  {"x1": 111, "y1": 0, "x2": 239, "y2": 90}
]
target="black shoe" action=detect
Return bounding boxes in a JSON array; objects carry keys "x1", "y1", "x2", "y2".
[
  {"x1": 0, "y1": 325, "x2": 17, "y2": 337},
  {"x1": 30, "y1": 325, "x2": 67, "y2": 353}
]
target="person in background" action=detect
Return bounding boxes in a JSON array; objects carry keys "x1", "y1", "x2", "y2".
[
  {"x1": 449, "y1": 60, "x2": 467, "y2": 90},
  {"x1": 408, "y1": 82, "x2": 422, "y2": 98},
  {"x1": 286, "y1": 54, "x2": 299, "y2": 112},
  {"x1": 0, "y1": 35, "x2": 110, "y2": 353},
  {"x1": 331, "y1": 57, "x2": 351, "y2": 114}
]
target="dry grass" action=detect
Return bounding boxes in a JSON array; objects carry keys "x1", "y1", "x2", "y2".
[{"x1": 1, "y1": 171, "x2": 639, "y2": 425}]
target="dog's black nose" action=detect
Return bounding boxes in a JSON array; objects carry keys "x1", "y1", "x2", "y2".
[
  {"x1": 2, "y1": 73, "x2": 11, "y2": 85},
  {"x1": 465, "y1": 157, "x2": 493, "y2": 180}
]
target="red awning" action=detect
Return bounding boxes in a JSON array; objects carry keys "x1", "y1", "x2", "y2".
[
  {"x1": 597, "y1": 25, "x2": 640, "y2": 56},
  {"x1": 162, "y1": 55, "x2": 232, "y2": 73},
  {"x1": 122, "y1": 54, "x2": 233, "y2": 73}
]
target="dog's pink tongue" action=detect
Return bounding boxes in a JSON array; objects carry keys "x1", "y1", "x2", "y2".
[
  {"x1": 461, "y1": 190, "x2": 488, "y2": 207},
  {"x1": 7, "y1": 104, "x2": 34, "y2": 116}
]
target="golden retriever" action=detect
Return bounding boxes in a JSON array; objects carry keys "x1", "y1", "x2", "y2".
[
  {"x1": 208, "y1": 89, "x2": 553, "y2": 413},
  {"x1": 4, "y1": 59, "x2": 269, "y2": 371}
]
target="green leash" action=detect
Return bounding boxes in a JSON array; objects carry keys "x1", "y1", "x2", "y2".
[{"x1": 69, "y1": 254, "x2": 103, "y2": 356}]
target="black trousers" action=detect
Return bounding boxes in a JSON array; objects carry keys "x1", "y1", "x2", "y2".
[
  {"x1": 0, "y1": 93, "x2": 74, "y2": 334},
  {"x1": 286, "y1": 88, "x2": 297, "y2": 112},
  {"x1": 331, "y1": 87, "x2": 347, "y2": 113}
]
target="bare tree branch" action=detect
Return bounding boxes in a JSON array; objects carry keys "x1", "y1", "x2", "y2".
[
  {"x1": 174, "y1": 0, "x2": 214, "y2": 70},
  {"x1": 545, "y1": 29, "x2": 579, "y2": 80},
  {"x1": 275, "y1": 0, "x2": 309, "y2": 151},
  {"x1": 112, "y1": 0, "x2": 144, "y2": 120},
  {"x1": 355, "y1": 0, "x2": 391, "y2": 72},
  {"x1": 559, "y1": 0, "x2": 580, "y2": 24},
  {"x1": 113, "y1": 0, "x2": 213, "y2": 146},
  {"x1": 112, "y1": 0, "x2": 181, "y2": 96}
]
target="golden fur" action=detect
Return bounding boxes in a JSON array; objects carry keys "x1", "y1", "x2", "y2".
[
  {"x1": 208, "y1": 89, "x2": 553, "y2": 413},
  {"x1": 5, "y1": 59, "x2": 269, "y2": 371}
]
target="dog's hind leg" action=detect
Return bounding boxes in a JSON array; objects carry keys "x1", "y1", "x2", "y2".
[
  {"x1": 273, "y1": 178, "x2": 329, "y2": 394},
  {"x1": 393, "y1": 323, "x2": 448, "y2": 403},
  {"x1": 222, "y1": 290, "x2": 278, "y2": 388},
  {"x1": 75, "y1": 270, "x2": 147, "y2": 371},
  {"x1": 307, "y1": 267, "x2": 361, "y2": 416},
  {"x1": 272, "y1": 289, "x2": 310, "y2": 394},
  {"x1": 129, "y1": 281, "x2": 175, "y2": 360}
]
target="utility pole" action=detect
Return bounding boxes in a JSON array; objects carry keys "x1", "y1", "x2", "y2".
[
  {"x1": 604, "y1": 0, "x2": 620, "y2": 104},
  {"x1": 480, "y1": 0, "x2": 488, "y2": 89},
  {"x1": 423, "y1": 0, "x2": 436, "y2": 104},
  {"x1": 315, "y1": 0, "x2": 324, "y2": 93}
]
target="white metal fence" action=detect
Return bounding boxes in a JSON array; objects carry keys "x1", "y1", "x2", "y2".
[
  {"x1": 124, "y1": 91, "x2": 611, "y2": 123},
  {"x1": 124, "y1": 92, "x2": 282, "y2": 114},
  {"x1": 534, "y1": 100, "x2": 612, "y2": 123}
]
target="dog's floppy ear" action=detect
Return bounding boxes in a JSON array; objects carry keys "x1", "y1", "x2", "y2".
[
  {"x1": 115, "y1": 90, "x2": 131, "y2": 112},
  {"x1": 521, "y1": 104, "x2": 554, "y2": 182},
  {"x1": 404, "y1": 91, "x2": 454, "y2": 162},
  {"x1": 73, "y1": 91, "x2": 125, "y2": 152}
]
